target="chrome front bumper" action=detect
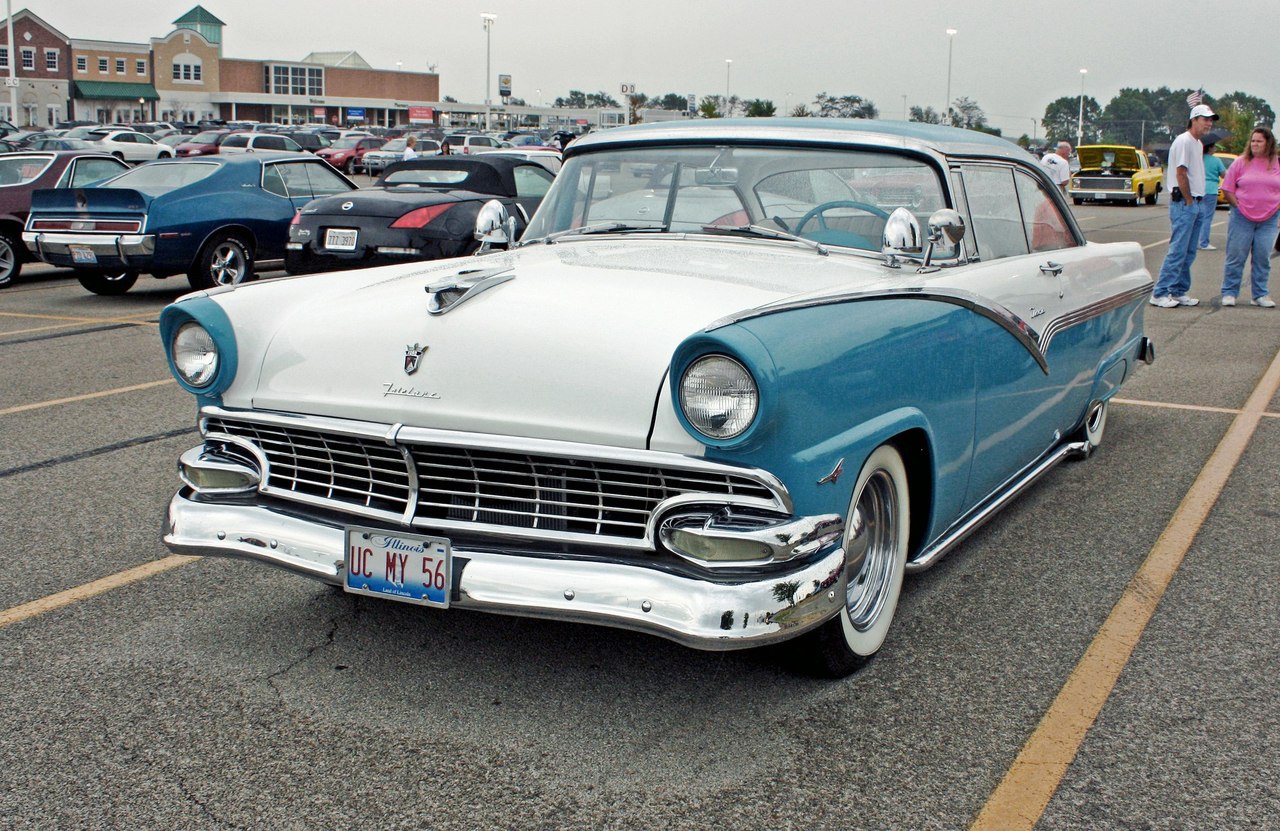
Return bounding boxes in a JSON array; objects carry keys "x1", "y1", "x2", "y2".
[
  {"x1": 22, "y1": 231, "x2": 155, "y2": 266},
  {"x1": 163, "y1": 490, "x2": 850, "y2": 651}
]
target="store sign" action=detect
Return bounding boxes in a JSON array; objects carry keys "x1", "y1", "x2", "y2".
[
  {"x1": 498, "y1": 74, "x2": 511, "y2": 97},
  {"x1": 313, "y1": 107, "x2": 326, "y2": 117},
  {"x1": 346, "y1": 107, "x2": 366, "y2": 119},
  {"x1": 408, "y1": 106, "x2": 435, "y2": 124}
]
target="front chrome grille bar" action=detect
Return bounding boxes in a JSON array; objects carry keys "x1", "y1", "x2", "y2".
[{"x1": 202, "y1": 408, "x2": 788, "y2": 550}]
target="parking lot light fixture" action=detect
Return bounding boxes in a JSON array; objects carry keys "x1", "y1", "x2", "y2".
[
  {"x1": 725, "y1": 59, "x2": 732, "y2": 118},
  {"x1": 1077, "y1": 68, "x2": 1087, "y2": 147},
  {"x1": 481, "y1": 13, "x2": 497, "y2": 132},
  {"x1": 945, "y1": 28, "x2": 956, "y2": 124}
]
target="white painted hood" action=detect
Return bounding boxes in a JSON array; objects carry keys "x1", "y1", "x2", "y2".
[{"x1": 241, "y1": 239, "x2": 885, "y2": 447}]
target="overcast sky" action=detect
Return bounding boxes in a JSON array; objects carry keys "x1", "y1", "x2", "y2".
[{"x1": 42, "y1": 0, "x2": 1279, "y2": 137}]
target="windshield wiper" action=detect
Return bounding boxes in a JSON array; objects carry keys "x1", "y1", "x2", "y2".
[
  {"x1": 537, "y1": 222, "x2": 668, "y2": 245},
  {"x1": 700, "y1": 223, "x2": 829, "y2": 256}
]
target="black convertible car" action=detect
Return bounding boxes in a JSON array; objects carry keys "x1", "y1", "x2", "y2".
[{"x1": 285, "y1": 155, "x2": 555, "y2": 274}]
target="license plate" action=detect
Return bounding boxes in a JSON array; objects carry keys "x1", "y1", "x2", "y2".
[
  {"x1": 325, "y1": 228, "x2": 358, "y2": 251},
  {"x1": 69, "y1": 244, "x2": 97, "y2": 265},
  {"x1": 344, "y1": 526, "x2": 451, "y2": 607}
]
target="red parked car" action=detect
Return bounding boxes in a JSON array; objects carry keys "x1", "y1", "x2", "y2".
[
  {"x1": 174, "y1": 129, "x2": 233, "y2": 157},
  {"x1": 316, "y1": 136, "x2": 385, "y2": 174},
  {"x1": 0, "y1": 150, "x2": 130, "y2": 287}
]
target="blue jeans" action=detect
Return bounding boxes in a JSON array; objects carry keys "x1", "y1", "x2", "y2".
[
  {"x1": 1154, "y1": 199, "x2": 1206, "y2": 298},
  {"x1": 1221, "y1": 207, "x2": 1280, "y2": 299},
  {"x1": 1197, "y1": 195, "x2": 1218, "y2": 247}
]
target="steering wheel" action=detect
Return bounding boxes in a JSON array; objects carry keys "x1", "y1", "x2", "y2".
[{"x1": 794, "y1": 200, "x2": 891, "y2": 234}]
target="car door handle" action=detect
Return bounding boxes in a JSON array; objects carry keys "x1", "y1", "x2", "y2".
[{"x1": 1039, "y1": 261, "x2": 1064, "y2": 277}]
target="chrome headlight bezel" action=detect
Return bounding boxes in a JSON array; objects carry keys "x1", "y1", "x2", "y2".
[
  {"x1": 171, "y1": 321, "x2": 219, "y2": 388},
  {"x1": 678, "y1": 354, "x2": 760, "y2": 441}
]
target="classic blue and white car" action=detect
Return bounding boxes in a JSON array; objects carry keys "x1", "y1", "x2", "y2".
[
  {"x1": 159, "y1": 120, "x2": 1154, "y2": 676},
  {"x1": 23, "y1": 153, "x2": 356, "y2": 295}
]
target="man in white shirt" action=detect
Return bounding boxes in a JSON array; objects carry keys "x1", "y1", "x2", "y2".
[
  {"x1": 1040, "y1": 141, "x2": 1072, "y2": 192},
  {"x1": 402, "y1": 135, "x2": 418, "y2": 162},
  {"x1": 1150, "y1": 104, "x2": 1219, "y2": 307}
]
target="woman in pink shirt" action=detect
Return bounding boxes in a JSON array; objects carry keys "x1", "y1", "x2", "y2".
[{"x1": 1220, "y1": 127, "x2": 1280, "y2": 307}]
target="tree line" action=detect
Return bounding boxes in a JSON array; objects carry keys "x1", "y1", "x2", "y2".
[{"x1": 1041, "y1": 88, "x2": 1274, "y2": 152}]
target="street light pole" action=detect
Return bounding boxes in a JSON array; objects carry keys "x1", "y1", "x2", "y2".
[
  {"x1": 945, "y1": 28, "x2": 956, "y2": 125},
  {"x1": 724, "y1": 59, "x2": 732, "y2": 117},
  {"x1": 481, "y1": 12, "x2": 496, "y2": 131},
  {"x1": 1077, "y1": 68, "x2": 1087, "y2": 147}
]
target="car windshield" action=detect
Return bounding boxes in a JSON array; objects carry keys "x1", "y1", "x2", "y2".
[
  {"x1": 102, "y1": 162, "x2": 219, "y2": 195},
  {"x1": 379, "y1": 139, "x2": 407, "y2": 152},
  {"x1": 331, "y1": 138, "x2": 361, "y2": 149},
  {"x1": 0, "y1": 155, "x2": 51, "y2": 185},
  {"x1": 189, "y1": 131, "x2": 223, "y2": 144},
  {"x1": 522, "y1": 144, "x2": 948, "y2": 251}
]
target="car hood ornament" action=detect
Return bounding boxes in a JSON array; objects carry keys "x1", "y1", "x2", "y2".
[{"x1": 425, "y1": 266, "x2": 515, "y2": 316}]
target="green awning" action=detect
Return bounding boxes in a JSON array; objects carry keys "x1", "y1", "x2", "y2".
[{"x1": 72, "y1": 81, "x2": 160, "y2": 101}]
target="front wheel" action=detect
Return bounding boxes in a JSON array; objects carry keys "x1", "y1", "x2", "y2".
[
  {"x1": 0, "y1": 230, "x2": 23, "y2": 288},
  {"x1": 188, "y1": 234, "x2": 253, "y2": 290},
  {"x1": 795, "y1": 444, "x2": 910, "y2": 677},
  {"x1": 345, "y1": 157, "x2": 357, "y2": 175},
  {"x1": 76, "y1": 269, "x2": 138, "y2": 295}
]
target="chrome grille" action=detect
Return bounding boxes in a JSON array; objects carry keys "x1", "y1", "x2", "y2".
[
  {"x1": 1074, "y1": 176, "x2": 1129, "y2": 191},
  {"x1": 207, "y1": 418, "x2": 412, "y2": 515},
  {"x1": 206, "y1": 416, "x2": 777, "y2": 542}
]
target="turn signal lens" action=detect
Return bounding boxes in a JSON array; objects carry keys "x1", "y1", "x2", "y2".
[
  {"x1": 172, "y1": 322, "x2": 218, "y2": 387},
  {"x1": 390, "y1": 204, "x2": 454, "y2": 229},
  {"x1": 679, "y1": 355, "x2": 758, "y2": 440}
]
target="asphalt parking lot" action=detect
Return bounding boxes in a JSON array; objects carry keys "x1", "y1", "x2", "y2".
[{"x1": 1, "y1": 202, "x2": 1277, "y2": 830}]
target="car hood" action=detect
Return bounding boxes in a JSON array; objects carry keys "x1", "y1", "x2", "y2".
[
  {"x1": 219, "y1": 238, "x2": 895, "y2": 448},
  {"x1": 1077, "y1": 145, "x2": 1145, "y2": 172}
]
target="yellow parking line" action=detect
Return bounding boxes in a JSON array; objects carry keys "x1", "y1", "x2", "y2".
[
  {"x1": 0, "y1": 378, "x2": 175, "y2": 417},
  {"x1": 0, "y1": 555, "x2": 199, "y2": 629},
  {"x1": 970, "y1": 345, "x2": 1280, "y2": 830}
]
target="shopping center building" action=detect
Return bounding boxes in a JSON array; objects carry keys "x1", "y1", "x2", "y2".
[{"x1": 0, "y1": 5, "x2": 634, "y2": 131}]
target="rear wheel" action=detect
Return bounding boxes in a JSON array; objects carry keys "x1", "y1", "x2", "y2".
[
  {"x1": 188, "y1": 234, "x2": 253, "y2": 290},
  {"x1": 795, "y1": 444, "x2": 910, "y2": 677},
  {"x1": 1145, "y1": 188, "x2": 1158, "y2": 206},
  {"x1": 0, "y1": 230, "x2": 23, "y2": 288},
  {"x1": 76, "y1": 269, "x2": 138, "y2": 295},
  {"x1": 345, "y1": 157, "x2": 357, "y2": 175}
]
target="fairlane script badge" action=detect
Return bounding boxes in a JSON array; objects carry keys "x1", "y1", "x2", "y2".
[{"x1": 404, "y1": 343, "x2": 427, "y2": 374}]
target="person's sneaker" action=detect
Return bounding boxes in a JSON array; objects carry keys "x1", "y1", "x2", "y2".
[
  {"x1": 1175, "y1": 295, "x2": 1200, "y2": 306},
  {"x1": 1200, "y1": 244, "x2": 1217, "y2": 250},
  {"x1": 1149, "y1": 295, "x2": 1180, "y2": 308},
  {"x1": 1222, "y1": 295, "x2": 1236, "y2": 306},
  {"x1": 1252, "y1": 296, "x2": 1276, "y2": 308}
]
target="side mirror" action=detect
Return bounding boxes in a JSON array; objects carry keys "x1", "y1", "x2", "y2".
[
  {"x1": 474, "y1": 199, "x2": 515, "y2": 252},
  {"x1": 927, "y1": 208, "x2": 965, "y2": 247},
  {"x1": 881, "y1": 207, "x2": 923, "y2": 267}
]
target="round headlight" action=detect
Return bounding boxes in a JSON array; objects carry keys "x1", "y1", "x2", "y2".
[
  {"x1": 172, "y1": 322, "x2": 219, "y2": 387},
  {"x1": 679, "y1": 355, "x2": 758, "y2": 440}
]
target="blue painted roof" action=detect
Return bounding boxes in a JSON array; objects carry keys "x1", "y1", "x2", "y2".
[{"x1": 574, "y1": 118, "x2": 1033, "y2": 162}]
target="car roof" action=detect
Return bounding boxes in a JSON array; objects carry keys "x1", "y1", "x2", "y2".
[
  {"x1": 379, "y1": 155, "x2": 537, "y2": 194},
  {"x1": 568, "y1": 118, "x2": 1035, "y2": 163}
]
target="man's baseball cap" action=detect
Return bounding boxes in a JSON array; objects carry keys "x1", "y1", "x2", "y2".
[{"x1": 1190, "y1": 104, "x2": 1220, "y2": 121}]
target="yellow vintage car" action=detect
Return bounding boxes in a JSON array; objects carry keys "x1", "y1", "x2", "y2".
[
  {"x1": 1213, "y1": 153, "x2": 1237, "y2": 206},
  {"x1": 1068, "y1": 144, "x2": 1164, "y2": 205}
]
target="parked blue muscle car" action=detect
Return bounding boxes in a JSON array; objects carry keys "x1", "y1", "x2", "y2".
[{"x1": 22, "y1": 153, "x2": 356, "y2": 295}]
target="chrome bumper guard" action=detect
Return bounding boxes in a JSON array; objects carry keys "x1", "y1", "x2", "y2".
[
  {"x1": 22, "y1": 231, "x2": 155, "y2": 266},
  {"x1": 164, "y1": 490, "x2": 851, "y2": 651}
]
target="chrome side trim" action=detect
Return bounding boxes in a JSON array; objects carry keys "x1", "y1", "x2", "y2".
[
  {"x1": 1037, "y1": 283, "x2": 1152, "y2": 356},
  {"x1": 658, "y1": 508, "x2": 844, "y2": 567},
  {"x1": 706, "y1": 287, "x2": 1050, "y2": 374},
  {"x1": 905, "y1": 439, "x2": 1086, "y2": 574}
]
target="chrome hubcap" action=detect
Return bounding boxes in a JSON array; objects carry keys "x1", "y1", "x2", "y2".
[
  {"x1": 0, "y1": 239, "x2": 14, "y2": 278},
  {"x1": 845, "y1": 469, "x2": 899, "y2": 631},
  {"x1": 210, "y1": 244, "x2": 244, "y2": 285}
]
